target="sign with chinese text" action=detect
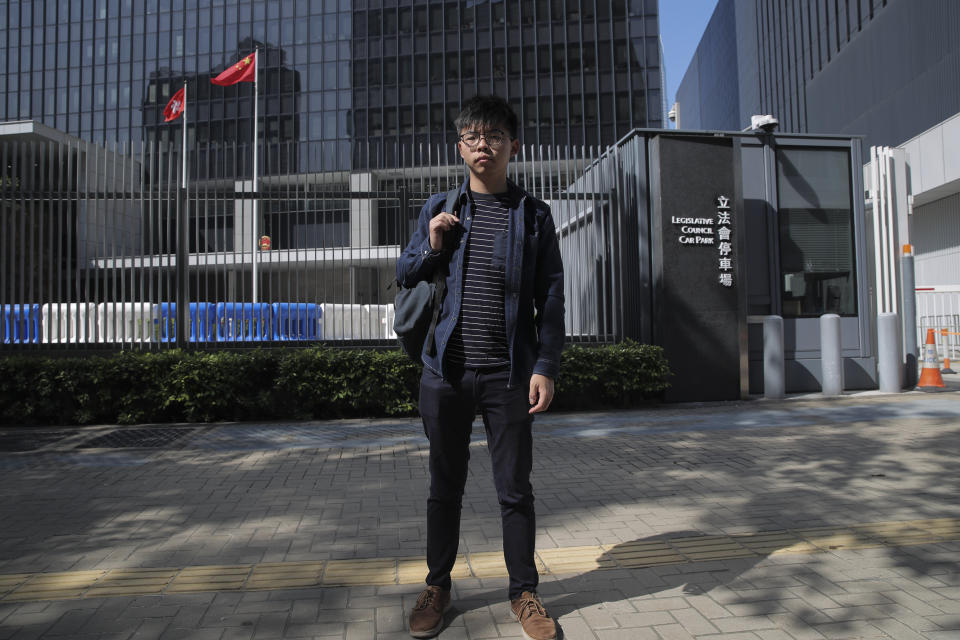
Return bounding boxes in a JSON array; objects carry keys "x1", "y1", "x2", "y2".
[{"x1": 652, "y1": 135, "x2": 743, "y2": 402}]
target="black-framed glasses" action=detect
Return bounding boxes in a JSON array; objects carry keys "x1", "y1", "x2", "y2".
[{"x1": 458, "y1": 130, "x2": 508, "y2": 149}]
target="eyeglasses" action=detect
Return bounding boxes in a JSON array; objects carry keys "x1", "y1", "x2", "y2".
[{"x1": 458, "y1": 130, "x2": 509, "y2": 149}]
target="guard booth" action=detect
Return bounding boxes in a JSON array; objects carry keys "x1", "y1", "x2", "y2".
[{"x1": 571, "y1": 129, "x2": 874, "y2": 402}]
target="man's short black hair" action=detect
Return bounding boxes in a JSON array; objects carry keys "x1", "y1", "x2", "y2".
[{"x1": 454, "y1": 95, "x2": 518, "y2": 140}]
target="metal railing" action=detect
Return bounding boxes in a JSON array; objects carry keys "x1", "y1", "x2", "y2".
[
  {"x1": 917, "y1": 286, "x2": 960, "y2": 368},
  {"x1": 1, "y1": 138, "x2": 628, "y2": 351}
]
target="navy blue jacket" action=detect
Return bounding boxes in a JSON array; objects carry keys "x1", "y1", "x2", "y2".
[{"x1": 396, "y1": 181, "x2": 565, "y2": 388}]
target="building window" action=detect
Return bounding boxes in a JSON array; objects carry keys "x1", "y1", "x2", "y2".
[
  {"x1": 776, "y1": 148, "x2": 857, "y2": 317},
  {"x1": 493, "y1": 50, "x2": 506, "y2": 78},
  {"x1": 462, "y1": 52, "x2": 475, "y2": 79},
  {"x1": 444, "y1": 4, "x2": 459, "y2": 30},
  {"x1": 414, "y1": 6, "x2": 428, "y2": 33}
]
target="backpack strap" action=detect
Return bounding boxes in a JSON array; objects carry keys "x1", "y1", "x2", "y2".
[{"x1": 424, "y1": 188, "x2": 461, "y2": 357}]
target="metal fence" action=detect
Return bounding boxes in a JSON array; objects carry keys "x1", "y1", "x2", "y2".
[
  {"x1": 917, "y1": 287, "x2": 960, "y2": 368},
  {"x1": 1, "y1": 137, "x2": 630, "y2": 351}
]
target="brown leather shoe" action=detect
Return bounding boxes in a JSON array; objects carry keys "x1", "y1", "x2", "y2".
[
  {"x1": 408, "y1": 585, "x2": 451, "y2": 638},
  {"x1": 511, "y1": 591, "x2": 557, "y2": 640}
]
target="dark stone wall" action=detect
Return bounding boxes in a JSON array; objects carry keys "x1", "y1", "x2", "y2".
[{"x1": 651, "y1": 135, "x2": 744, "y2": 402}]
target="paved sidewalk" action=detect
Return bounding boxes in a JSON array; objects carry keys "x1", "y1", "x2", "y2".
[{"x1": 0, "y1": 384, "x2": 959, "y2": 639}]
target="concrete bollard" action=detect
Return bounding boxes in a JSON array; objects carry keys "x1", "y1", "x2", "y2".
[
  {"x1": 820, "y1": 314, "x2": 843, "y2": 396},
  {"x1": 901, "y1": 246, "x2": 918, "y2": 387},
  {"x1": 878, "y1": 312, "x2": 903, "y2": 393},
  {"x1": 764, "y1": 315, "x2": 785, "y2": 399}
]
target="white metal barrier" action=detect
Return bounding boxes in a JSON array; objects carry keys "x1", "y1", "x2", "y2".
[
  {"x1": 40, "y1": 303, "x2": 98, "y2": 343},
  {"x1": 320, "y1": 303, "x2": 397, "y2": 340},
  {"x1": 916, "y1": 286, "x2": 960, "y2": 366},
  {"x1": 365, "y1": 303, "x2": 396, "y2": 339},
  {"x1": 321, "y1": 304, "x2": 375, "y2": 340},
  {"x1": 98, "y1": 303, "x2": 155, "y2": 343}
]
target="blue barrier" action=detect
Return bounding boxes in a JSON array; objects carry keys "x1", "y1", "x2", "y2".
[
  {"x1": 155, "y1": 303, "x2": 217, "y2": 342},
  {"x1": 273, "y1": 303, "x2": 322, "y2": 341},
  {"x1": 216, "y1": 302, "x2": 273, "y2": 342},
  {"x1": 2, "y1": 304, "x2": 41, "y2": 344}
]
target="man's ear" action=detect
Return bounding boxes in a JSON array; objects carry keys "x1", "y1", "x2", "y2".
[{"x1": 510, "y1": 138, "x2": 520, "y2": 157}]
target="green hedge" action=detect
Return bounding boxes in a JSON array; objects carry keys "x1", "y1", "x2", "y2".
[{"x1": 0, "y1": 341, "x2": 669, "y2": 426}]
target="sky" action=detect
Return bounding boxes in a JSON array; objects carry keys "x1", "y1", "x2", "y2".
[{"x1": 659, "y1": 0, "x2": 719, "y2": 122}]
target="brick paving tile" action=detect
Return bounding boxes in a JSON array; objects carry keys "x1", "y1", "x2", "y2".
[
  {"x1": 374, "y1": 605, "x2": 404, "y2": 634},
  {"x1": 1, "y1": 612, "x2": 56, "y2": 630},
  {"x1": 373, "y1": 632, "x2": 425, "y2": 640},
  {"x1": 754, "y1": 630, "x2": 800, "y2": 640},
  {"x1": 595, "y1": 628, "x2": 660, "y2": 640},
  {"x1": 725, "y1": 601, "x2": 791, "y2": 617},
  {"x1": 159, "y1": 628, "x2": 223, "y2": 640},
  {"x1": 775, "y1": 599, "x2": 834, "y2": 625},
  {"x1": 886, "y1": 580, "x2": 951, "y2": 603},
  {"x1": 810, "y1": 621, "x2": 890, "y2": 639},
  {"x1": 765, "y1": 613, "x2": 829, "y2": 639},
  {"x1": 888, "y1": 590, "x2": 960, "y2": 616},
  {"x1": 671, "y1": 606, "x2": 721, "y2": 635},
  {"x1": 829, "y1": 591, "x2": 893, "y2": 607},
  {"x1": 930, "y1": 599, "x2": 960, "y2": 614},
  {"x1": 576, "y1": 603, "x2": 624, "y2": 630},
  {"x1": 627, "y1": 596, "x2": 689, "y2": 612},
  {"x1": 250, "y1": 612, "x2": 288, "y2": 639},
  {"x1": 889, "y1": 609, "x2": 954, "y2": 632},
  {"x1": 653, "y1": 623, "x2": 697, "y2": 639},
  {"x1": 552, "y1": 615, "x2": 596, "y2": 639},
  {"x1": 927, "y1": 614, "x2": 960, "y2": 629},
  {"x1": 344, "y1": 620, "x2": 376, "y2": 640},
  {"x1": 685, "y1": 594, "x2": 734, "y2": 620},
  {"x1": 612, "y1": 610, "x2": 676, "y2": 628},
  {"x1": 129, "y1": 620, "x2": 168, "y2": 638},
  {"x1": 822, "y1": 604, "x2": 898, "y2": 623},
  {"x1": 714, "y1": 615, "x2": 779, "y2": 633},
  {"x1": 282, "y1": 622, "x2": 343, "y2": 638}
]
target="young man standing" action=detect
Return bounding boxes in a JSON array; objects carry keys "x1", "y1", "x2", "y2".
[{"x1": 396, "y1": 95, "x2": 565, "y2": 640}]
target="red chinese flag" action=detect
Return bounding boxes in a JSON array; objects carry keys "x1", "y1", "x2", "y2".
[
  {"x1": 211, "y1": 51, "x2": 257, "y2": 86},
  {"x1": 163, "y1": 87, "x2": 186, "y2": 122}
]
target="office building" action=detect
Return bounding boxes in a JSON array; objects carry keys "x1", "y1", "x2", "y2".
[
  {"x1": 673, "y1": 0, "x2": 960, "y2": 150},
  {"x1": 1, "y1": 0, "x2": 665, "y2": 176}
]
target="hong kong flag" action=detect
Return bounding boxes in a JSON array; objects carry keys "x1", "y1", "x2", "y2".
[
  {"x1": 163, "y1": 87, "x2": 186, "y2": 122},
  {"x1": 211, "y1": 51, "x2": 256, "y2": 86}
]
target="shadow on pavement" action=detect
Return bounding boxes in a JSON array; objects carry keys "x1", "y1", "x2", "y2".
[{"x1": 448, "y1": 531, "x2": 770, "y2": 637}]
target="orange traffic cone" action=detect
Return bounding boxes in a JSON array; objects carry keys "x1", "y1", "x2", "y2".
[
  {"x1": 941, "y1": 329, "x2": 957, "y2": 374},
  {"x1": 917, "y1": 328, "x2": 946, "y2": 389}
]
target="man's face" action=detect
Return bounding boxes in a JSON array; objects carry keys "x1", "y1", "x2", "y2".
[{"x1": 456, "y1": 123, "x2": 520, "y2": 180}]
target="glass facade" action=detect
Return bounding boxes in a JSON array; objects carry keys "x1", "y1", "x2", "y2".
[
  {"x1": 776, "y1": 147, "x2": 856, "y2": 318},
  {"x1": 753, "y1": 0, "x2": 889, "y2": 134},
  {"x1": 676, "y1": 0, "x2": 891, "y2": 133},
  {"x1": 0, "y1": 0, "x2": 664, "y2": 176}
]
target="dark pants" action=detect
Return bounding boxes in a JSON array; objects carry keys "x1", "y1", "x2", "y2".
[{"x1": 419, "y1": 366, "x2": 537, "y2": 600}]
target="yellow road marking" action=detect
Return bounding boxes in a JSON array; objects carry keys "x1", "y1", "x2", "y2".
[
  {"x1": 245, "y1": 561, "x2": 325, "y2": 591},
  {"x1": 323, "y1": 558, "x2": 396, "y2": 586},
  {"x1": 1, "y1": 517, "x2": 957, "y2": 602}
]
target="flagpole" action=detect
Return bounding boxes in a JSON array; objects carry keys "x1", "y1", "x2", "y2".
[
  {"x1": 176, "y1": 81, "x2": 189, "y2": 349},
  {"x1": 181, "y1": 82, "x2": 188, "y2": 189},
  {"x1": 252, "y1": 47, "x2": 260, "y2": 305}
]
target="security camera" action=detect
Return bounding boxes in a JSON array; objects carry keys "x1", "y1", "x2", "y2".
[{"x1": 748, "y1": 114, "x2": 779, "y2": 133}]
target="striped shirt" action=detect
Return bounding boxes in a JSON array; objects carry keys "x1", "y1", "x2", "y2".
[{"x1": 446, "y1": 190, "x2": 517, "y2": 368}]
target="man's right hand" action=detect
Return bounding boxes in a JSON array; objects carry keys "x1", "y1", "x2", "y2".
[{"x1": 429, "y1": 212, "x2": 461, "y2": 250}]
